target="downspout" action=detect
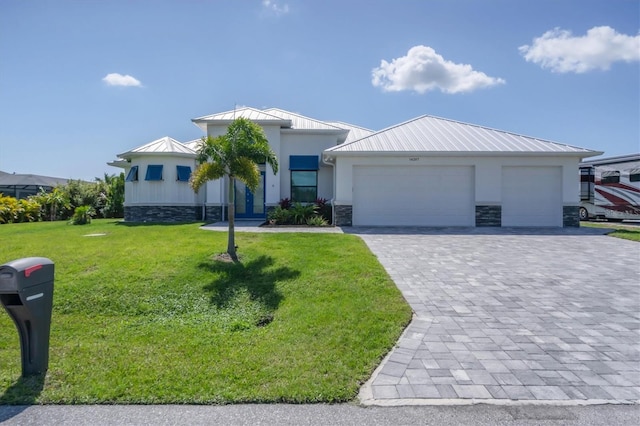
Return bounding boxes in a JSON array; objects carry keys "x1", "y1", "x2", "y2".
[{"x1": 322, "y1": 153, "x2": 336, "y2": 226}]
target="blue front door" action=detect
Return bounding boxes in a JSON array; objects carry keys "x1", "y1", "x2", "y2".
[{"x1": 235, "y1": 172, "x2": 265, "y2": 219}]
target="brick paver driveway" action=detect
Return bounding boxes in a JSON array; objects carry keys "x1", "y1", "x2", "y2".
[{"x1": 348, "y1": 227, "x2": 640, "y2": 405}]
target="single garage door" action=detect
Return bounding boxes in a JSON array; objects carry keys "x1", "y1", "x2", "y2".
[
  {"x1": 502, "y1": 166, "x2": 562, "y2": 227},
  {"x1": 353, "y1": 166, "x2": 475, "y2": 226}
]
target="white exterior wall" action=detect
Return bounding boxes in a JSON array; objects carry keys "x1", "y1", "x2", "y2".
[
  {"x1": 123, "y1": 155, "x2": 198, "y2": 206},
  {"x1": 333, "y1": 155, "x2": 581, "y2": 206},
  {"x1": 280, "y1": 132, "x2": 338, "y2": 201}
]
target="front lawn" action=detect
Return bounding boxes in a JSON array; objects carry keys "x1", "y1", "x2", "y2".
[
  {"x1": 581, "y1": 221, "x2": 640, "y2": 242},
  {"x1": 0, "y1": 220, "x2": 412, "y2": 404}
]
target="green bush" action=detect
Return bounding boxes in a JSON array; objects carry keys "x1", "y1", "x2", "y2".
[
  {"x1": 290, "y1": 202, "x2": 317, "y2": 225},
  {"x1": 69, "y1": 205, "x2": 93, "y2": 225},
  {"x1": 0, "y1": 195, "x2": 42, "y2": 224},
  {"x1": 306, "y1": 215, "x2": 328, "y2": 226},
  {"x1": 267, "y1": 206, "x2": 293, "y2": 225}
]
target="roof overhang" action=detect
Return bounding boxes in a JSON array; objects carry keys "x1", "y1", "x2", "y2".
[
  {"x1": 191, "y1": 118, "x2": 292, "y2": 132},
  {"x1": 323, "y1": 150, "x2": 604, "y2": 160}
]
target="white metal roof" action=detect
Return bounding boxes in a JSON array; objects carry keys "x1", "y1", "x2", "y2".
[
  {"x1": 327, "y1": 121, "x2": 375, "y2": 143},
  {"x1": 326, "y1": 115, "x2": 600, "y2": 156},
  {"x1": 262, "y1": 108, "x2": 346, "y2": 132},
  {"x1": 191, "y1": 107, "x2": 292, "y2": 131},
  {"x1": 580, "y1": 153, "x2": 640, "y2": 166},
  {"x1": 118, "y1": 136, "x2": 196, "y2": 158}
]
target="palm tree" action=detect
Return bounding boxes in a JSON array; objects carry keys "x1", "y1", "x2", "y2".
[{"x1": 190, "y1": 117, "x2": 278, "y2": 261}]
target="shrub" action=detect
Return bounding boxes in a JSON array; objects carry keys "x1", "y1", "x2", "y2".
[
  {"x1": 314, "y1": 197, "x2": 332, "y2": 224},
  {"x1": 278, "y1": 197, "x2": 292, "y2": 210},
  {"x1": 290, "y1": 202, "x2": 317, "y2": 225},
  {"x1": 267, "y1": 206, "x2": 293, "y2": 225},
  {"x1": 69, "y1": 205, "x2": 93, "y2": 225},
  {"x1": 306, "y1": 215, "x2": 328, "y2": 227}
]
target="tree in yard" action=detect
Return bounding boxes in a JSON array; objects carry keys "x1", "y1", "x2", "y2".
[{"x1": 190, "y1": 117, "x2": 278, "y2": 261}]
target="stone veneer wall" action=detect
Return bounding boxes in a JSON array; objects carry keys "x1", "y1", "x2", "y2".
[
  {"x1": 124, "y1": 205, "x2": 202, "y2": 223},
  {"x1": 334, "y1": 205, "x2": 352, "y2": 227},
  {"x1": 563, "y1": 205, "x2": 580, "y2": 228},
  {"x1": 475, "y1": 205, "x2": 502, "y2": 227},
  {"x1": 204, "y1": 206, "x2": 223, "y2": 223}
]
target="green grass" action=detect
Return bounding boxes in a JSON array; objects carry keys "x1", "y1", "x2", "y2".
[
  {"x1": 0, "y1": 220, "x2": 412, "y2": 404},
  {"x1": 581, "y1": 221, "x2": 640, "y2": 242}
]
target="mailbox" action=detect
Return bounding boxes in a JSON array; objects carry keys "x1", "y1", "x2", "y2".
[{"x1": 0, "y1": 257, "x2": 54, "y2": 376}]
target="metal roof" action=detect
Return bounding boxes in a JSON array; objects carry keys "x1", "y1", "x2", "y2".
[
  {"x1": 327, "y1": 121, "x2": 375, "y2": 143},
  {"x1": 326, "y1": 115, "x2": 601, "y2": 156},
  {"x1": 0, "y1": 171, "x2": 69, "y2": 187},
  {"x1": 580, "y1": 153, "x2": 640, "y2": 167},
  {"x1": 262, "y1": 108, "x2": 347, "y2": 132},
  {"x1": 118, "y1": 136, "x2": 196, "y2": 158},
  {"x1": 191, "y1": 107, "x2": 291, "y2": 131}
]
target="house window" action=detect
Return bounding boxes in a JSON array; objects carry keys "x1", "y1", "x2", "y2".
[
  {"x1": 629, "y1": 169, "x2": 640, "y2": 182},
  {"x1": 289, "y1": 155, "x2": 319, "y2": 203},
  {"x1": 145, "y1": 165, "x2": 163, "y2": 181},
  {"x1": 601, "y1": 171, "x2": 619, "y2": 184},
  {"x1": 291, "y1": 171, "x2": 317, "y2": 202},
  {"x1": 125, "y1": 166, "x2": 138, "y2": 182},
  {"x1": 176, "y1": 166, "x2": 191, "y2": 182}
]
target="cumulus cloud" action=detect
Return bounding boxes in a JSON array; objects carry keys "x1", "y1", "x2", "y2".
[
  {"x1": 372, "y1": 45, "x2": 505, "y2": 94},
  {"x1": 519, "y1": 26, "x2": 640, "y2": 73},
  {"x1": 262, "y1": 0, "x2": 289, "y2": 16},
  {"x1": 102, "y1": 73, "x2": 143, "y2": 87}
]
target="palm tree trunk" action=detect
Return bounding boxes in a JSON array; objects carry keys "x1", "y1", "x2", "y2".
[{"x1": 227, "y1": 176, "x2": 237, "y2": 261}]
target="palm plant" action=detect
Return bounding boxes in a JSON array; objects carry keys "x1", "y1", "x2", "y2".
[{"x1": 190, "y1": 117, "x2": 278, "y2": 261}]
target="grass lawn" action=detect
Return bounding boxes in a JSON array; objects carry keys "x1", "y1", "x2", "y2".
[
  {"x1": 0, "y1": 220, "x2": 412, "y2": 404},
  {"x1": 581, "y1": 221, "x2": 640, "y2": 242}
]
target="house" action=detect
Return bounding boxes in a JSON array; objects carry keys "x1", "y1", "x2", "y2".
[
  {"x1": 0, "y1": 171, "x2": 70, "y2": 200},
  {"x1": 108, "y1": 107, "x2": 601, "y2": 227}
]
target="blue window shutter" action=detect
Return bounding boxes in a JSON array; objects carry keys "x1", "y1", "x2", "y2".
[
  {"x1": 176, "y1": 166, "x2": 191, "y2": 182},
  {"x1": 125, "y1": 166, "x2": 138, "y2": 182},
  {"x1": 145, "y1": 165, "x2": 163, "y2": 181},
  {"x1": 289, "y1": 155, "x2": 319, "y2": 170}
]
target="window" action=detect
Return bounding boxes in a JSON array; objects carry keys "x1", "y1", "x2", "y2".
[
  {"x1": 601, "y1": 171, "x2": 620, "y2": 184},
  {"x1": 125, "y1": 166, "x2": 138, "y2": 182},
  {"x1": 176, "y1": 166, "x2": 191, "y2": 182},
  {"x1": 289, "y1": 155, "x2": 319, "y2": 202},
  {"x1": 145, "y1": 165, "x2": 163, "y2": 181},
  {"x1": 629, "y1": 169, "x2": 640, "y2": 182},
  {"x1": 291, "y1": 171, "x2": 317, "y2": 202}
]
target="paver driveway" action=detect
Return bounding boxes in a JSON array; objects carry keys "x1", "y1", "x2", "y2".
[{"x1": 349, "y1": 227, "x2": 640, "y2": 405}]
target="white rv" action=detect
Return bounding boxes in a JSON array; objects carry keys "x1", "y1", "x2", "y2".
[{"x1": 579, "y1": 153, "x2": 640, "y2": 221}]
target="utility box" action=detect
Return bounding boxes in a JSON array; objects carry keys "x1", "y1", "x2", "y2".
[{"x1": 0, "y1": 257, "x2": 54, "y2": 377}]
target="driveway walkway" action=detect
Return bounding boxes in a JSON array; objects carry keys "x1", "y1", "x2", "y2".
[{"x1": 347, "y1": 227, "x2": 640, "y2": 405}]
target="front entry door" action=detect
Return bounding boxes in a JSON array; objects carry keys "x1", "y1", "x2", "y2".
[{"x1": 234, "y1": 171, "x2": 265, "y2": 219}]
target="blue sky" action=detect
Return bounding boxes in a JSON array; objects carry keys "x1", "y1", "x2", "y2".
[{"x1": 1, "y1": 0, "x2": 638, "y2": 181}]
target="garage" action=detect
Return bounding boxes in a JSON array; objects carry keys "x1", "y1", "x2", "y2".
[
  {"x1": 502, "y1": 166, "x2": 562, "y2": 227},
  {"x1": 353, "y1": 165, "x2": 475, "y2": 226}
]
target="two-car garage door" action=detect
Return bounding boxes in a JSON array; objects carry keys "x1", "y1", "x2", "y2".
[
  {"x1": 352, "y1": 165, "x2": 563, "y2": 227},
  {"x1": 353, "y1": 166, "x2": 475, "y2": 226}
]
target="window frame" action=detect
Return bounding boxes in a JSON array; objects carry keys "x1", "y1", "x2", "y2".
[{"x1": 290, "y1": 170, "x2": 318, "y2": 203}]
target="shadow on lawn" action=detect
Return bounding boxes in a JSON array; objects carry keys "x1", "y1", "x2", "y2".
[
  {"x1": 199, "y1": 255, "x2": 299, "y2": 313},
  {"x1": 0, "y1": 373, "x2": 45, "y2": 409}
]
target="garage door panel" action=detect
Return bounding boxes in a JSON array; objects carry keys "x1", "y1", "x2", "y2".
[
  {"x1": 353, "y1": 166, "x2": 475, "y2": 226},
  {"x1": 502, "y1": 166, "x2": 562, "y2": 227}
]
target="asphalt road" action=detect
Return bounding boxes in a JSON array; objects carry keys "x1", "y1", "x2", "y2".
[{"x1": 1, "y1": 403, "x2": 639, "y2": 425}]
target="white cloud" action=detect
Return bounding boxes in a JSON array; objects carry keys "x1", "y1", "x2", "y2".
[
  {"x1": 371, "y1": 45, "x2": 505, "y2": 94},
  {"x1": 102, "y1": 73, "x2": 143, "y2": 87},
  {"x1": 262, "y1": 0, "x2": 289, "y2": 16},
  {"x1": 519, "y1": 26, "x2": 640, "y2": 73}
]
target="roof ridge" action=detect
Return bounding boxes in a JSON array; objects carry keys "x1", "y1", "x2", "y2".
[{"x1": 262, "y1": 107, "x2": 346, "y2": 130}]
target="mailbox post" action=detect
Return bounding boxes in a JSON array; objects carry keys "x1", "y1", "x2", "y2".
[{"x1": 0, "y1": 257, "x2": 54, "y2": 377}]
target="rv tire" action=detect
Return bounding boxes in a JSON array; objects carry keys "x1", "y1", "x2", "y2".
[{"x1": 579, "y1": 207, "x2": 589, "y2": 221}]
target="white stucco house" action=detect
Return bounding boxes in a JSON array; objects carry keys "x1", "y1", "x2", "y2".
[{"x1": 108, "y1": 106, "x2": 601, "y2": 227}]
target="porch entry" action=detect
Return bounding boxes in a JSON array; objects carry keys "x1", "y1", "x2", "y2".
[{"x1": 234, "y1": 171, "x2": 265, "y2": 219}]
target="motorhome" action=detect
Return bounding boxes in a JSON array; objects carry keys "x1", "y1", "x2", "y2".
[{"x1": 579, "y1": 153, "x2": 640, "y2": 221}]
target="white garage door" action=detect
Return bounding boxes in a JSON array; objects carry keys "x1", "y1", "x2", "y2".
[
  {"x1": 502, "y1": 166, "x2": 562, "y2": 227},
  {"x1": 353, "y1": 166, "x2": 475, "y2": 226}
]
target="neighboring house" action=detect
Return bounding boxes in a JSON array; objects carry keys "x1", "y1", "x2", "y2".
[
  {"x1": 0, "y1": 171, "x2": 69, "y2": 199},
  {"x1": 108, "y1": 107, "x2": 601, "y2": 227}
]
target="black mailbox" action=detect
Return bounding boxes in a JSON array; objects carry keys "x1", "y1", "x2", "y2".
[{"x1": 0, "y1": 257, "x2": 54, "y2": 376}]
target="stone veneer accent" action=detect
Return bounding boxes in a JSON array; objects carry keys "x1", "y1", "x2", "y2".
[
  {"x1": 204, "y1": 206, "x2": 223, "y2": 223},
  {"x1": 334, "y1": 205, "x2": 352, "y2": 227},
  {"x1": 475, "y1": 205, "x2": 502, "y2": 227},
  {"x1": 563, "y1": 205, "x2": 580, "y2": 228},
  {"x1": 124, "y1": 205, "x2": 201, "y2": 223}
]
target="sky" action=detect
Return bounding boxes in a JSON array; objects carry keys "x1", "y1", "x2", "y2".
[{"x1": 1, "y1": 0, "x2": 638, "y2": 181}]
